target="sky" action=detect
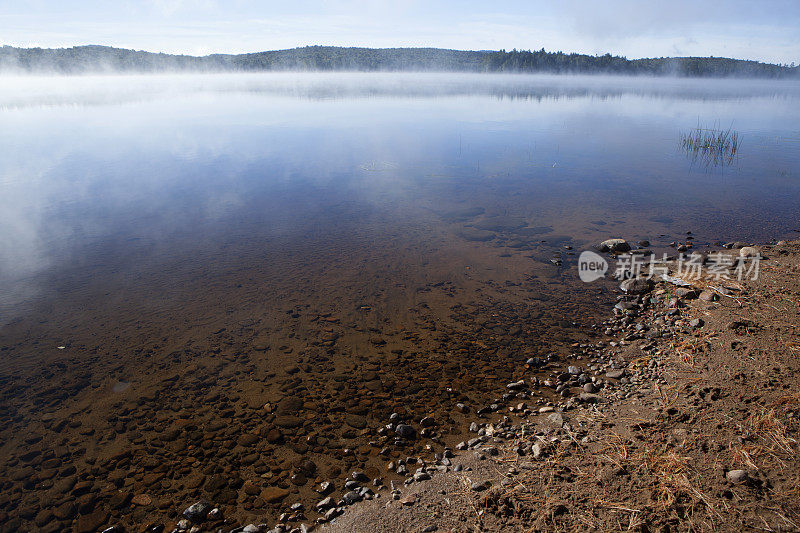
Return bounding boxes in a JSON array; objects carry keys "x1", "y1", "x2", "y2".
[{"x1": 1, "y1": 0, "x2": 799, "y2": 64}]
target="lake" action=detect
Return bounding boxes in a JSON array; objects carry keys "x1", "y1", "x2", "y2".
[{"x1": 0, "y1": 72, "x2": 799, "y2": 528}]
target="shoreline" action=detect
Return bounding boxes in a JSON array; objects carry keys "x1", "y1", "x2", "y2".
[{"x1": 313, "y1": 239, "x2": 800, "y2": 532}]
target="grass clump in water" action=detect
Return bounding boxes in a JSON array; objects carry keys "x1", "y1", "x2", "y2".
[{"x1": 680, "y1": 123, "x2": 740, "y2": 167}]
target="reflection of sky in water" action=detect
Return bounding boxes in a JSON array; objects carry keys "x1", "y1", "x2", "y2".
[{"x1": 1, "y1": 73, "x2": 799, "y2": 309}]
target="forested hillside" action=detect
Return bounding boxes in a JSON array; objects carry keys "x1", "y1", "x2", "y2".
[{"x1": 1, "y1": 45, "x2": 797, "y2": 78}]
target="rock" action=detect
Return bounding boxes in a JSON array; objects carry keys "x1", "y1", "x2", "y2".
[
  {"x1": 75, "y1": 510, "x2": 109, "y2": 533},
  {"x1": 183, "y1": 500, "x2": 211, "y2": 522},
  {"x1": 265, "y1": 428, "x2": 283, "y2": 443},
  {"x1": 400, "y1": 495, "x2": 416, "y2": 506},
  {"x1": 260, "y1": 487, "x2": 289, "y2": 503},
  {"x1": 699, "y1": 289, "x2": 718, "y2": 302},
  {"x1": 316, "y1": 481, "x2": 334, "y2": 495},
  {"x1": 689, "y1": 318, "x2": 704, "y2": 328},
  {"x1": 341, "y1": 490, "x2": 363, "y2": 505},
  {"x1": 506, "y1": 380, "x2": 525, "y2": 390},
  {"x1": 420, "y1": 416, "x2": 437, "y2": 427},
  {"x1": 131, "y1": 494, "x2": 152, "y2": 506},
  {"x1": 395, "y1": 424, "x2": 416, "y2": 440},
  {"x1": 345, "y1": 414, "x2": 367, "y2": 429},
  {"x1": 582, "y1": 383, "x2": 597, "y2": 393},
  {"x1": 275, "y1": 415, "x2": 303, "y2": 428},
  {"x1": 413, "y1": 471, "x2": 431, "y2": 482},
  {"x1": 675, "y1": 288, "x2": 698, "y2": 299},
  {"x1": 546, "y1": 413, "x2": 565, "y2": 427},
  {"x1": 605, "y1": 369, "x2": 626, "y2": 379},
  {"x1": 739, "y1": 246, "x2": 760, "y2": 257},
  {"x1": 34, "y1": 509, "x2": 53, "y2": 527},
  {"x1": 352, "y1": 471, "x2": 370, "y2": 482},
  {"x1": 620, "y1": 278, "x2": 654, "y2": 294},
  {"x1": 470, "y1": 481, "x2": 491, "y2": 492},
  {"x1": 578, "y1": 393, "x2": 604, "y2": 403},
  {"x1": 238, "y1": 434, "x2": 259, "y2": 446},
  {"x1": 726, "y1": 469, "x2": 748, "y2": 484},
  {"x1": 205, "y1": 474, "x2": 227, "y2": 492},
  {"x1": 599, "y1": 239, "x2": 631, "y2": 253},
  {"x1": 531, "y1": 442, "x2": 546, "y2": 459},
  {"x1": 53, "y1": 502, "x2": 78, "y2": 520},
  {"x1": 316, "y1": 497, "x2": 335, "y2": 511}
]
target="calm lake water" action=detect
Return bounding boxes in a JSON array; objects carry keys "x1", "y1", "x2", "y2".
[
  {"x1": 1, "y1": 73, "x2": 799, "y2": 314},
  {"x1": 0, "y1": 72, "x2": 799, "y2": 529}
]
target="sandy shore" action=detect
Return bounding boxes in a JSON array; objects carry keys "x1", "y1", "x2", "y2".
[{"x1": 319, "y1": 240, "x2": 800, "y2": 533}]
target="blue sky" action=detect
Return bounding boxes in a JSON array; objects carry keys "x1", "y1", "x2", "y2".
[{"x1": 2, "y1": 0, "x2": 799, "y2": 64}]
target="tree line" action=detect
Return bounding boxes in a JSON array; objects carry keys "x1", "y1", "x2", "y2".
[{"x1": 1, "y1": 45, "x2": 797, "y2": 78}]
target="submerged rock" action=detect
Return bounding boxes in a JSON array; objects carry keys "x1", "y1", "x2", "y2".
[
  {"x1": 458, "y1": 227, "x2": 495, "y2": 242},
  {"x1": 182, "y1": 500, "x2": 211, "y2": 522},
  {"x1": 395, "y1": 424, "x2": 416, "y2": 440}
]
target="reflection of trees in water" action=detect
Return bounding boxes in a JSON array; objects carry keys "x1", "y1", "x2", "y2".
[{"x1": 3, "y1": 73, "x2": 799, "y2": 111}]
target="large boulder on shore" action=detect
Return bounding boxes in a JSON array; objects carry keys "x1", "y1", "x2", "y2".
[{"x1": 598, "y1": 239, "x2": 631, "y2": 253}]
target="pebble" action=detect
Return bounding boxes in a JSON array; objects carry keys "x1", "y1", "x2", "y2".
[
  {"x1": 182, "y1": 500, "x2": 211, "y2": 522},
  {"x1": 316, "y1": 497, "x2": 335, "y2": 511},
  {"x1": 470, "y1": 480, "x2": 491, "y2": 491},
  {"x1": 620, "y1": 278, "x2": 654, "y2": 295},
  {"x1": 699, "y1": 289, "x2": 718, "y2": 302},
  {"x1": 675, "y1": 288, "x2": 698, "y2": 299},
  {"x1": 395, "y1": 424, "x2": 416, "y2": 439},
  {"x1": 726, "y1": 469, "x2": 748, "y2": 484},
  {"x1": 341, "y1": 490, "x2": 363, "y2": 505},
  {"x1": 546, "y1": 413, "x2": 565, "y2": 427},
  {"x1": 316, "y1": 481, "x2": 334, "y2": 495},
  {"x1": 400, "y1": 495, "x2": 417, "y2": 506},
  {"x1": 506, "y1": 380, "x2": 526, "y2": 390}
]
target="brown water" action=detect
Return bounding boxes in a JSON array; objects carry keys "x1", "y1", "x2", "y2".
[{"x1": 0, "y1": 72, "x2": 799, "y2": 529}]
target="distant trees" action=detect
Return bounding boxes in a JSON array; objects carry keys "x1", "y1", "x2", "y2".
[{"x1": 0, "y1": 44, "x2": 796, "y2": 79}]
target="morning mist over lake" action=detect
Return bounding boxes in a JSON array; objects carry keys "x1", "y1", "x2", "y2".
[{"x1": 1, "y1": 3, "x2": 799, "y2": 533}]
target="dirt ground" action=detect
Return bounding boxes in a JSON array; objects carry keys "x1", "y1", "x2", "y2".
[{"x1": 323, "y1": 240, "x2": 800, "y2": 533}]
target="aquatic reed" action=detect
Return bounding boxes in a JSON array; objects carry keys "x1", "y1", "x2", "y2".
[{"x1": 680, "y1": 123, "x2": 740, "y2": 167}]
